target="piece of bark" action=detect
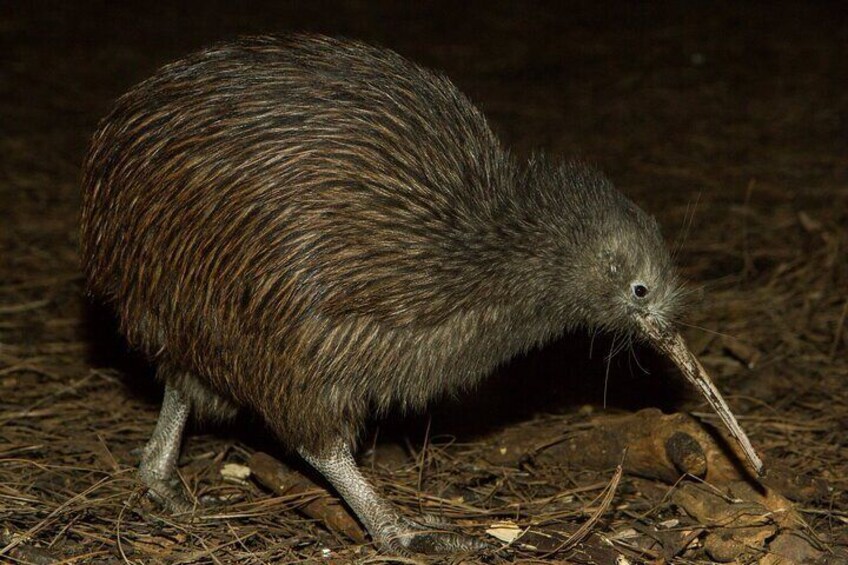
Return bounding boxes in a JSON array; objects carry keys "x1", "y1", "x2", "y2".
[
  {"x1": 672, "y1": 482, "x2": 775, "y2": 529},
  {"x1": 248, "y1": 452, "x2": 367, "y2": 544},
  {"x1": 671, "y1": 481, "x2": 807, "y2": 562},
  {"x1": 633, "y1": 522, "x2": 703, "y2": 561},
  {"x1": 480, "y1": 410, "x2": 829, "y2": 563},
  {"x1": 760, "y1": 531, "x2": 826, "y2": 565},
  {"x1": 531, "y1": 409, "x2": 715, "y2": 483},
  {"x1": 755, "y1": 466, "x2": 831, "y2": 503},
  {"x1": 508, "y1": 409, "x2": 828, "y2": 504},
  {"x1": 703, "y1": 526, "x2": 776, "y2": 563}
]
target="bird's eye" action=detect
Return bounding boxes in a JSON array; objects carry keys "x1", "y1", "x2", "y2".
[{"x1": 632, "y1": 282, "x2": 649, "y2": 299}]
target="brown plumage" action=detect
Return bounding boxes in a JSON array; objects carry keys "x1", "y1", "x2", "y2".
[
  {"x1": 81, "y1": 34, "x2": 657, "y2": 449},
  {"x1": 80, "y1": 34, "x2": 762, "y2": 553}
]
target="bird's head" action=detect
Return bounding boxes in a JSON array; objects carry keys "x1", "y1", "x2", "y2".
[
  {"x1": 568, "y1": 195, "x2": 684, "y2": 338},
  {"x1": 533, "y1": 163, "x2": 764, "y2": 476}
]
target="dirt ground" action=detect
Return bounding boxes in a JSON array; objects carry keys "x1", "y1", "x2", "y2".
[{"x1": 2, "y1": 1, "x2": 846, "y2": 563}]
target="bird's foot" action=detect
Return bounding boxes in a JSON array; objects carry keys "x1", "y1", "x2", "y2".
[
  {"x1": 299, "y1": 440, "x2": 491, "y2": 555},
  {"x1": 380, "y1": 515, "x2": 491, "y2": 555},
  {"x1": 138, "y1": 466, "x2": 195, "y2": 514}
]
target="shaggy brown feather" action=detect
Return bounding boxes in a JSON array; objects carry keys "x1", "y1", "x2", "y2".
[{"x1": 80, "y1": 34, "x2": 679, "y2": 453}]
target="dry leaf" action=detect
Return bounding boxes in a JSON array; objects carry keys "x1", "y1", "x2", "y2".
[
  {"x1": 220, "y1": 462, "x2": 251, "y2": 483},
  {"x1": 486, "y1": 521, "x2": 523, "y2": 543}
]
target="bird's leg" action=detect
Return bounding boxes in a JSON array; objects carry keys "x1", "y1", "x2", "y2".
[
  {"x1": 138, "y1": 382, "x2": 193, "y2": 513},
  {"x1": 299, "y1": 440, "x2": 488, "y2": 555}
]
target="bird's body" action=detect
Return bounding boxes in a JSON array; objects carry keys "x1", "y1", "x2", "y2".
[
  {"x1": 81, "y1": 35, "x2": 651, "y2": 450},
  {"x1": 80, "y1": 35, "x2": 762, "y2": 554}
]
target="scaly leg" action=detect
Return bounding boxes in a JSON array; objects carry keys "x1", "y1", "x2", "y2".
[
  {"x1": 299, "y1": 440, "x2": 489, "y2": 554},
  {"x1": 138, "y1": 382, "x2": 193, "y2": 513}
]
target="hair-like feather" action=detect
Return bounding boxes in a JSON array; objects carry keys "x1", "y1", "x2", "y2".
[{"x1": 80, "y1": 35, "x2": 681, "y2": 452}]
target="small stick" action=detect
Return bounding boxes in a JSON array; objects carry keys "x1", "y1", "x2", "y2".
[
  {"x1": 551, "y1": 460, "x2": 623, "y2": 552},
  {"x1": 248, "y1": 452, "x2": 366, "y2": 544}
]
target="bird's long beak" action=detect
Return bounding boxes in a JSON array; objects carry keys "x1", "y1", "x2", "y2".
[{"x1": 637, "y1": 315, "x2": 764, "y2": 477}]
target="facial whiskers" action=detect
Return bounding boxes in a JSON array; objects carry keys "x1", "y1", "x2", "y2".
[
  {"x1": 589, "y1": 327, "x2": 600, "y2": 359},
  {"x1": 603, "y1": 333, "x2": 617, "y2": 409},
  {"x1": 627, "y1": 337, "x2": 649, "y2": 376},
  {"x1": 603, "y1": 331, "x2": 630, "y2": 409},
  {"x1": 671, "y1": 191, "x2": 701, "y2": 261},
  {"x1": 676, "y1": 320, "x2": 740, "y2": 341}
]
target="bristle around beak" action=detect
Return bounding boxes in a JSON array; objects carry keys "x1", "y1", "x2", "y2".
[{"x1": 637, "y1": 316, "x2": 765, "y2": 477}]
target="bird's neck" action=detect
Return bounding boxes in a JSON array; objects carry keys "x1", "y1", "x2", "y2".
[
  {"x1": 463, "y1": 158, "x2": 603, "y2": 349},
  {"x1": 460, "y1": 237, "x2": 564, "y2": 353}
]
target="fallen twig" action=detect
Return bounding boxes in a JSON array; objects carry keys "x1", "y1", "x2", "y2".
[{"x1": 248, "y1": 452, "x2": 367, "y2": 544}]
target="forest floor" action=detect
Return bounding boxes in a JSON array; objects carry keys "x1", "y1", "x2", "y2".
[{"x1": 2, "y1": 2, "x2": 846, "y2": 563}]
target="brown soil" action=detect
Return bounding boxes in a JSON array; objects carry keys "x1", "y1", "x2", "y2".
[{"x1": 2, "y1": 2, "x2": 846, "y2": 563}]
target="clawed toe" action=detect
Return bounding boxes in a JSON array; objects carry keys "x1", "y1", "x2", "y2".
[
  {"x1": 417, "y1": 512, "x2": 455, "y2": 528},
  {"x1": 301, "y1": 442, "x2": 491, "y2": 556},
  {"x1": 404, "y1": 530, "x2": 492, "y2": 554},
  {"x1": 382, "y1": 517, "x2": 492, "y2": 555},
  {"x1": 139, "y1": 472, "x2": 196, "y2": 514}
]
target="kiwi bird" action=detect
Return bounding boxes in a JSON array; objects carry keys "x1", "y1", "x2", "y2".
[{"x1": 80, "y1": 34, "x2": 763, "y2": 554}]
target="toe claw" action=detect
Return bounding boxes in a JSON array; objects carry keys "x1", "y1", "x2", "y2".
[
  {"x1": 139, "y1": 470, "x2": 195, "y2": 514},
  {"x1": 405, "y1": 531, "x2": 491, "y2": 554},
  {"x1": 380, "y1": 517, "x2": 491, "y2": 555},
  {"x1": 144, "y1": 481, "x2": 195, "y2": 514}
]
